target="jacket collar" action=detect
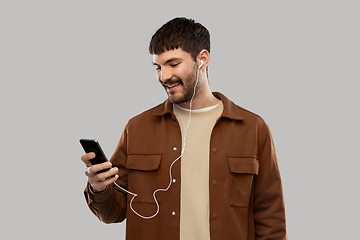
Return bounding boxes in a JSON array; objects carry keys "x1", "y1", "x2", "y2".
[{"x1": 153, "y1": 92, "x2": 244, "y2": 121}]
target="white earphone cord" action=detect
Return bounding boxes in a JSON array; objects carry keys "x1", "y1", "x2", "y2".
[{"x1": 113, "y1": 61, "x2": 203, "y2": 219}]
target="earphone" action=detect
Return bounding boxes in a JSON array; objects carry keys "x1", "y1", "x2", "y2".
[
  {"x1": 113, "y1": 59, "x2": 203, "y2": 219},
  {"x1": 199, "y1": 60, "x2": 204, "y2": 68}
]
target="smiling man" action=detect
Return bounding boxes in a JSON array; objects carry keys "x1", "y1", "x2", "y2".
[{"x1": 81, "y1": 17, "x2": 287, "y2": 240}]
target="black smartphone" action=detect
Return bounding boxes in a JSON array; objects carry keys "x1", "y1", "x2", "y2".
[{"x1": 79, "y1": 139, "x2": 113, "y2": 175}]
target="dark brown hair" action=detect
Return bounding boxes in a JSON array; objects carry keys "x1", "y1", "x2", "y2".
[{"x1": 149, "y1": 17, "x2": 210, "y2": 61}]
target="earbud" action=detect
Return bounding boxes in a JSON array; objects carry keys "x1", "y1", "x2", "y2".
[{"x1": 199, "y1": 60, "x2": 204, "y2": 69}]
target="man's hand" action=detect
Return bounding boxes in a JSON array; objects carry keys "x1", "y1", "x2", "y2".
[{"x1": 81, "y1": 152, "x2": 119, "y2": 193}]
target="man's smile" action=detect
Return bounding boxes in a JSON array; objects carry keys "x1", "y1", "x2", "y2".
[
  {"x1": 165, "y1": 83, "x2": 180, "y2": 89},
  {"x1": 161, "y1": 80, "x2": 183, "y2": 92}
]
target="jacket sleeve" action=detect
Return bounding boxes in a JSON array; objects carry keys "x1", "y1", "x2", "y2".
[
  {"x1": 84, "y1": 125, "x2": 129, "y2": 224},
  {"x1": 253, "y1": 125, "x2": 287, "y2": 240}
]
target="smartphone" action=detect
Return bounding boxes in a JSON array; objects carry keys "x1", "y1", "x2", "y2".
[{"x1": 79, "y1": 139, "x2": 113, "y2": 176}]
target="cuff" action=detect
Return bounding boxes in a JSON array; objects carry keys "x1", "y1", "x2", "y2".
[{"x1": 86, "y1": 182, "x2": 113, "y2": 204}]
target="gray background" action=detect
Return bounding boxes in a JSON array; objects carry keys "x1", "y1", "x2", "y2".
[{"x1": 1, "y1": 1, "x2": 359, "y2": 239}]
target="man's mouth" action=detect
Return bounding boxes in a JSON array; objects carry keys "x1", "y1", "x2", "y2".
[
  {"x1": 161, "y1": 81, "x2": 182, "y2": 90},
  {"x1": 165, "y1": 83, "x2": 180, "y2": 89}
]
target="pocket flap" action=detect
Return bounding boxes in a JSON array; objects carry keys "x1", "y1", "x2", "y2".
[
  {"x1": 228, "y1": 156, "x2": 259, "y2": 175},
  {"x1": 127, "y1": 154, "x2": 162, "y2": 171}
]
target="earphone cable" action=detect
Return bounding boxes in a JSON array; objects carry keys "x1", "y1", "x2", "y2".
[{"x1": 113, "y1": 62, "x2": 202, "y2": 219}]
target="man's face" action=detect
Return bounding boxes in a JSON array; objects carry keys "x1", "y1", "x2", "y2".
[{"x1": 152, "y1": 49, "x2": 200, "y2": 104}]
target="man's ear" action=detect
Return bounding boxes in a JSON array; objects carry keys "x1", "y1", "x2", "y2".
[{"x1": 197, "y1": 49, "x2": 210, "y2": 70}]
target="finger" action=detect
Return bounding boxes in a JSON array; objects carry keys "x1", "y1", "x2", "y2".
[
  {"x1": 81, "y1": 152, "x2": 96, "y2": 167},
  {"x1": 85, "y1": 162, "x2": 112, "y2": 179},
  {"x1": 102, "y1": 174, "x2": 119, "y2": 186},
  {"x1": 85, "y1": 166, "x2": 92, "y2": 177},
  {"x1": 92, "y1": 167, "x2": 118, "y2": 182},
  {"x1": 90, "y1": 174, "x2": 119, "y2": 192},
  {"x1": 90, "y1": 162, "x2": 112, "y2": 174}
]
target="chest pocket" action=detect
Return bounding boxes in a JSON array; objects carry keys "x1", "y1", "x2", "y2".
[
  {"x1": 228, "y1": 156, "x2": 259, "y2": 208},
  {"x1": 126, "y1": 154, "x2": 162, "y2": 204}
]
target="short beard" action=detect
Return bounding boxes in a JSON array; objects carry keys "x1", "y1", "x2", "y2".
[{"x1": 168, "y1": 64, "x2": 201, "y2": 104}]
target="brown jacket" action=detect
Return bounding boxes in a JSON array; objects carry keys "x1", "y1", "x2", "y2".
[{"x1": 84, "y1": 92, "x2": 287, "y2": 240}]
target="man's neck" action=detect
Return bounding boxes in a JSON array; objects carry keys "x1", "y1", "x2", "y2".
[{"x1": 176, "y1": 91, "x2": 220, "y2": 110}]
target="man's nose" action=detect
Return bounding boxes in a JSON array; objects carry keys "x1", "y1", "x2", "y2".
[{"x1": 160, "y1": 67, "x2": 172, "y2": 82}]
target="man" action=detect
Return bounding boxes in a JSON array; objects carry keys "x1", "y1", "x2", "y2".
[{"x1": 82, "y1": 17, "x2": 287, "y2": 240}]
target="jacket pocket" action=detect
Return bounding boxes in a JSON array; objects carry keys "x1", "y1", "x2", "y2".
[
  {"x1": 126, "y1": 154, "x2": 162, "y2": 204},
  {"x1": 228, "y1": 156, "x2": 259, "y2": 208}
]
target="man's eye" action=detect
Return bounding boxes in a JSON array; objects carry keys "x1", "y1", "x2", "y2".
[
  {"x1": 171, "y1": 63, "x2": 180, "y2": 67},
  {"x1": 155, "y1": 66, "x2": 161, "y2": 71}
]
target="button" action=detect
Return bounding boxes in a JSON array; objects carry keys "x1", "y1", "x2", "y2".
[
  {"x1": 213, "y1": 213, "x2": 218, "y2": 219},
  {"x1": 173, "y1": 179, "x2": 176, "y2": 183},
  {"x1": 173, "y1": 147, "x2": 177, "y2": 151},
  {"x1": 212, "y1": 180, "x2": 218, "y2": 185},
  {"x1": 212, "y1": 148, "x2": 218, "y2": 153},
  {"x1": 172, "y1": 211, "x2": 176, "y2": 216}
]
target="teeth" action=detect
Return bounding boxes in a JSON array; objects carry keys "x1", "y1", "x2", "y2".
[{"x1": 167, "y1": 83, "x2": 180, "y2": 88}]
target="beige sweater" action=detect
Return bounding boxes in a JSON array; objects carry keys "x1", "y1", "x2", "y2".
[{"x1": 174, "y1": 102, "x2": 224, "y2": 240}]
